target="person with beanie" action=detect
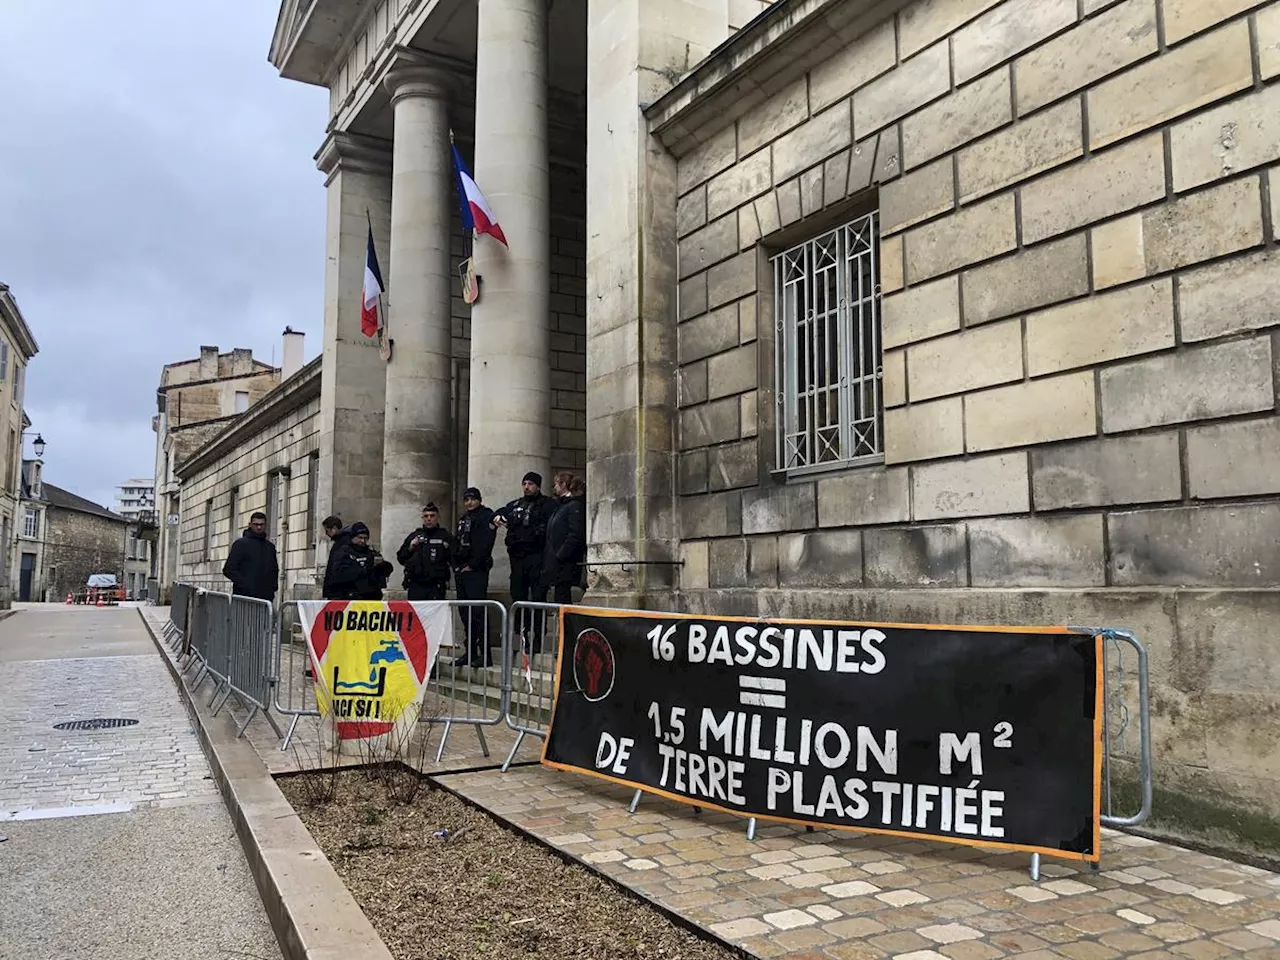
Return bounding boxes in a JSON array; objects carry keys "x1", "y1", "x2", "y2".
[
  {"x1": 326, "y1": 522, "x2": 393, "y2": 600},
  {"x1": 492, "y1": 471, "x2": 557, "y2": 651},
  {"x1": 543, "y1": 473, "x2": 587, "y2": 605},
  {"x1": 453, "y1": 487, "x2": 496, "y2": 666},
  {"x1": 396, "y1": 503, "x2": 456, "y2": 601}
]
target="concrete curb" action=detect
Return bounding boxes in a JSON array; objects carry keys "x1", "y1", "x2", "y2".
[{"x1": 137, "y1": 609, "x2": 395, "y2": 960}]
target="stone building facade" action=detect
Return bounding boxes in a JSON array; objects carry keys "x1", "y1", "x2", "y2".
[
  {"x1": 174, "y1": 359, "x2": 323, "y2": 599},
  {"x1": 262, "y1": 0, "x2": 1280, "y2": 846},
  {"x1": 0, "y1": 283, "x2": 39, "y2": 607},
  {"x1": 41, "y1": 483, "x2": 128, "y2": 602},
  {"x1": 152, "y1": 345, "x2": 282, "y2": 600}
]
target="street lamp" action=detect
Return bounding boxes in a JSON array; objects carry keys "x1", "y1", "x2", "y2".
[{"x1": 32, "y1": 434, "x2": 44, "y2": 458}]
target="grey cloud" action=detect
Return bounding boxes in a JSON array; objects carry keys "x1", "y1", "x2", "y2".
[{"x1": 0, "y1": 0, "x2": 327, "y2": 507}]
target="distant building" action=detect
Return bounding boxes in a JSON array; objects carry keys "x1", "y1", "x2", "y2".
[
  {"x1": 18, "y1": 481, "x2": 127, "y2": 602},
  {"x1": 0, "y1": 283, "x2": 39, "y2": 608},
  {"x1": 114, "y1": 479, "x2": 154, "y2": 521},
  {"x1": 151, "y1": 344, "x2": 284, "y2": 601},
  {"x1": 114, "y1": 479, "x2": 156, "y2": 600},
  {"x1": 15, "y1": 457, "x2": 47, "y2": 602}
]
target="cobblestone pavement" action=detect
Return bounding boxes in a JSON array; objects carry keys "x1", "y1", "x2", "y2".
[
  {"x1": 0, "y1": 605, "x2": 279, "y2": 960},
  {"x1": 1, "y1": 617, "x2": 217, "y2": 818}
]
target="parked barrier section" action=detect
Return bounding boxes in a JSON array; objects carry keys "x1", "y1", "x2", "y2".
[{"x1": 502, "y1": 601, "x2": 563, "y2": 771}]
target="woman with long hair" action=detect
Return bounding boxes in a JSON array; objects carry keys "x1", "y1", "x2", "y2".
[{"x1": 543, "y1": 471, "x2": 586, "y2": 604}]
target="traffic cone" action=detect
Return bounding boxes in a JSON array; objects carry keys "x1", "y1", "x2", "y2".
[
  {"x1": 95, "y1": 597, "x2": 104, "y2": 607},
  {"x1": 65, "y1": 592, "x2": 72, "y2": 605}
]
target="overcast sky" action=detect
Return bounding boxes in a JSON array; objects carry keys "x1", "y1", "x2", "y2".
[{"x1": 0, "y1": 0, "x2": 327, "y2": 510}]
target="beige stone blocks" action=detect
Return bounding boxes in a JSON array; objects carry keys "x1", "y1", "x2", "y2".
[
  {"x1": 816, "y1": 468, "x2": 910, "y2": 527},
  {"x1": 884, "y1": 397, "x2": 964, "y2": 463},
  {"x1": 677, "y1": 213, "x2": 738, "y2": 278},
  {"x1": 1091, "y1": 214, "x2": 1147, "y2": 290},
  {"x1": 676, "y1": 188, "x2": 706, "y2": 238},
  {"x1": 679, "y1": 539, "x2": 709, "y2": 590},
  {"x1": 1014, "y1": 0, "x2": 1158, "y2": 116},
  {"x1": 881, "y1": 275, "x2": 960, "y2": 349},
  {"x1": 961, "y1": 234, "x2": 1088, "y2": 325},
  {"x1": 880, "y1": 234, "x2": 903, "y2": 294},
  {"x1": 1019, "y1": 133, "x2": 1165, "y2": 244},
  {"x1": 1164, "y1": 0, "x2": 1269, "y2": 44},
  {"x1": 880, "y1": 157, "x2": 954, "y2": 235},
  {"x1": 773, "y1": 99, "x2": 853, "y2": 184},
  {"x1": 853, "y1": 41, "x2": 949, "y2": 136},
  {"x1": 1031, "y1": 432, "x2": 1182, "y2": 509},
  {"x1": 1178, "y1": 250, "x2": 1280, "y2": 341},
  {"x1": 706, "y1": 250, "x2": 757, "y2": 308},
  {"x1": 907, "y1": 318, "x2": 1023, "y2": 401},
  {"x1": 952, "y1": 0, "x2": 1076, "y2": 84},
  {"x1": 678, "y1": 125, "x2": 736, "y2": 195},
  {"x1": 680, "y1": 396, "x2": 740, "y2": 448},
  {"x1": 679, "y1": 303, "x2": 740, "y2": 364},
  {"x1": 1170, "y1": 84, "x2": 1280, "y2": 192},
  {"x1": 1099, "y1": 336, "x2": 1275, "y2": 433},
  {"x1": 679, "y1": 359, "x2": 707, "y2": 408},
  {"x1": 964, "y1": 371, "x2": 1097, "y2": 453},
  {"x1": 706, "y1": 343, "x2": 757, "y2": 400},
  {"x1": 898, "y1": 0, "x2": 1002, "y2": 58},
  {"x1": 1261, "y1": 3, "x2": 1280, "y2": 79},
  {"x1": 1025, "y1": 278, "x2": 1174, "y2": 376},
  {"x1": 968, "y1": 514, "x2": 1106, "y2": 586},
  {"x1": 957, "y1": 97, "x2": 1082, "y2": 202},
  {"x1": 1141, "y1": 175, "x2": 1264, "y2": 274},
  {"x1": 809, "y1": 18, "x2": 895, "y2": 114},
  {"x1": 1087, "y1": 21, "x2": 1253, "y2": 149},
  {"x1": 738, "y1": 78, "x2": 808, "y2": 157},
  {"x1": 1187, "y1": 417, "x2": 1280, "y2": 499},
  {"x1": 706, "y1": 149, "x2": 771, "y2": 221},
  {"x1": 904, "y1": 193, "x2": 1017, "y2": 282},
  {"x1": 912, "y1": 451, "x2": 1030, "y2": 520},
  {"x1": 901, "y1": 68, "x2": 1011, "y2": 170},
  {"x1": 1109, "y1": 502, "x2": 1280, "y2": 586},
  {"x1": 882, "y1": 349, "x2": 906, "y2": 407}
]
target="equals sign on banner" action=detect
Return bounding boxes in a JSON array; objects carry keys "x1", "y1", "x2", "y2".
[{"x1": 739, "y1": 675, "x2": 787, "y2": 710}]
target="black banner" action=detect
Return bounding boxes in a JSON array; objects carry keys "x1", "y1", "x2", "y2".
[{"x1": 542, "y1": 609, "x2": 1101, "y2": 861}]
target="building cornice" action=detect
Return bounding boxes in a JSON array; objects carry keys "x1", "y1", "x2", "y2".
[
  {"x1": 315, "y1": 130, "x2": 394, "y2": 182},
  {"x1": 176, "y1": 357, "x2": 322, "y2": 480},
  {"x1": 645, "y1": 0, "x2": 907, "y2": 158},
  {"x1": 0, "y1": 284, "x2": 41, "y2": 359}
]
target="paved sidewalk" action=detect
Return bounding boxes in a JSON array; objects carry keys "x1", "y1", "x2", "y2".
[{"x1": 0, "y1": 605, "x2": 280, "y2": 960}]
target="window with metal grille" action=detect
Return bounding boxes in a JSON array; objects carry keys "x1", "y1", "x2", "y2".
[{"x1": 771, "y1": 211, "x2": 883, "y2": 474}]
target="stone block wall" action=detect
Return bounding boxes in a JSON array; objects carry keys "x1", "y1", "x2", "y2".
[
  {"x1": 44, "y1": 509, "x2": 127, "y2": 602},
  {"x1": 177, "y1": 382, "x2": 321, "y2": 597},
  {"x1": 667, "y1": 0, "x2": 1280, "y2": 839}
]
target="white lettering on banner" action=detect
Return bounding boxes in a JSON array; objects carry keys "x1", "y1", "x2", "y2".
[
  {"x1": 595, "y1": 732, "x2": 634, "y2": 775},
  {"x1": 694, "y1": 708, "x2": 898, "y2": 774},
  {"x1": 681, "y1": 624, "x2": 887, "y2": 674}
]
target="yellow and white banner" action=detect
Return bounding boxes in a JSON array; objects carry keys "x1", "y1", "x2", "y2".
[{"x1": 296, "y1": 600, "x2": 452, "y2": 742}]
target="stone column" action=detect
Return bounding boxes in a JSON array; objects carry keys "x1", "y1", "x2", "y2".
[
  {"x1": 314, "y1": 132, "x2": 392, "y2": 567},
  {"x1": 584, "y1": 0, "x2": 725, "y2": 605},
  {"x1": 467, "y1": 0, "x2": 552, "y2": 504},
  {"x1": 378, "y1": 66, "x2": 455, "y2": 557}
]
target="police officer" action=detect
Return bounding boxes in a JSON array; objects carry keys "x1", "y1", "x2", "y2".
[
  {"x1": 453, "y1": 487, "x2": 496, "y2": 666},
  {"x1": 492, "y1": 471, "x2": 557, "y2": 651},
  {"x1": 396, "y1": 503, "x2": 456, "y2": 601}
]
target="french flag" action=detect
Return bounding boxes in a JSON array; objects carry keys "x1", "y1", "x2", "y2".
[
  {"x1": 451, "y1": 143, "x2": 508, "y2": 248},
  {"x1": 360, "y1": 225, "x2": 384, "y2": 338}
]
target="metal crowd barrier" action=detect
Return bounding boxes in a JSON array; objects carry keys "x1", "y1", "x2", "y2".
[
  {"x1": 161, "y1": 582, "x2": 194, "y2": 652},
  {"x1": 273, "y1": 600, "x2": 319, "y2": 752},
  {"x1": 502, "y1": 601, "x2": 563, "y2": 771}
]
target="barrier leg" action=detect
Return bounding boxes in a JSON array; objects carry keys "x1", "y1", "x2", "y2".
[
  {"x1": 211, "y1": 682, "x2": 232, "y2": 715},
  {"x1": 474, "y1": 725, "x2": 490, "y2": 759},
  {"x1": 236, "y1": 704, "x2": 260, "y2": 739},
  {"x1": 502, "y1": 731, "x2": 527, "y2": 772},
  {"x1": 261, "y1": 707, "x2": 284, "y2": 740},
  {"x1": 746, "y1": 818, "x2": 757, "y2": 842},
  {"x1": 1029, "y1": 853, "x2": 1041, "y2": 882},
  {"x1": 281, "y1": 715, "x2": 300, "y2": 752},
  {"x1": 434, "y1": 720, "x2": 453, "y2": 764},
  {"x1": 628, "y1": 789, "x2": 643, "y2": 814}
]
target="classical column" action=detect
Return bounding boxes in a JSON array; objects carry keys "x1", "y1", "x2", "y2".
[
  {"x1": 314, "y1": 132, "x2": 392, "y2": 563},
  {"x1": 467, "y1": 0, "x2": 552, "y2": 504},
  {"x1": 380, "y1": 66, "x2": 455, "y2": 553}
]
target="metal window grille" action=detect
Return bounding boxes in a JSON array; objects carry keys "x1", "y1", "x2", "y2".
[{"x1": 772, "y1": 211, "x2": 883, "y2": 473}]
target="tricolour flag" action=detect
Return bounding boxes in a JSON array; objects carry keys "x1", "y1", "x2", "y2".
[
  {"x1": 361, "y1": 225, "x2": 384, "y2": 338},
  {"x1": 451, "y1": 143, "x2": 508, "y2": 248}
]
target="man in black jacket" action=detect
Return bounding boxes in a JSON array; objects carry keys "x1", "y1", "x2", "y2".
[
  {"x1": 396, "y1": 503, "x2": 456, "y2": 601},
  {"x1": 320, "y1": 515, "x2": 348, "y2": 600},
  {"x1": 453, "y1": 487, "x2": 496, "y2": 666},
  {"x1": 492, "y1": 472, "x2": 557, "y2": 651},
  {"x1": 326, "y1": 522, "x2": 393, "y2": 600},
  {"x1": 223, "y1": 512, "x2": 279, "y2": 602}
]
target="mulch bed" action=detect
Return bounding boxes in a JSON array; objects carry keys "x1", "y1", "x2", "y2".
[{"x1": 279, "y1": 768, "x2": 739, "y2": 960}]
